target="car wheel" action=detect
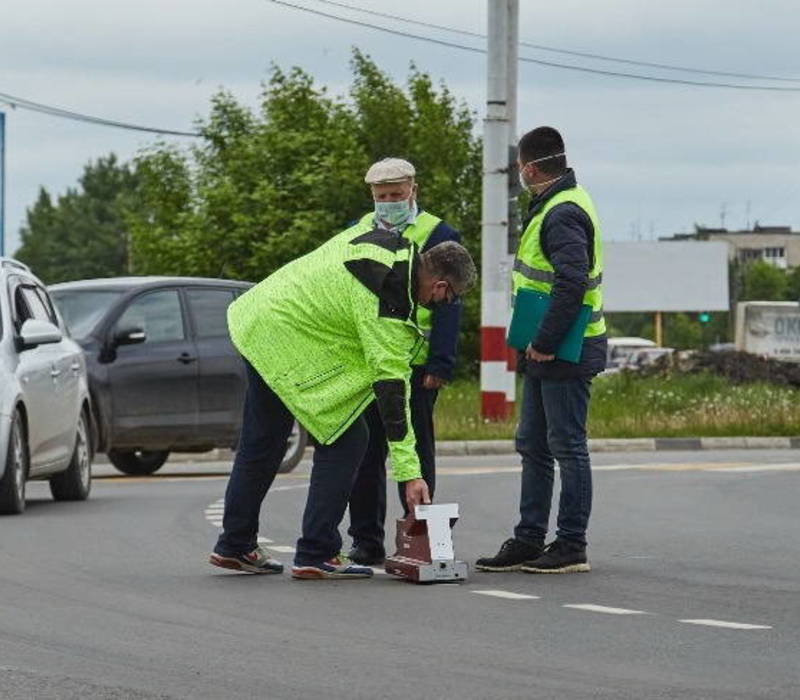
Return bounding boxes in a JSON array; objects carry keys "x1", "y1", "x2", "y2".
[
  {"x1": 50, "y1": 410, "x2": 92, "y2": 501},
  {"x1": 278, "y1": 422, "x2": 308, "y2": 474},
  {"x1": 107, "y1": 449, "x2": 170, "y2": 476},
  {"x1": 0, "y1": 411, "x2": 28, "y2": 515}
]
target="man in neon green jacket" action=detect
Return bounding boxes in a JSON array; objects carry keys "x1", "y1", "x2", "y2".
[{"x1": 209, "y1": 226, "x2": 476, "y2": 579}]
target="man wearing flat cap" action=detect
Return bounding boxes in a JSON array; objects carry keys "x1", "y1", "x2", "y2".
[{"x1": 347, "y1": 157, "x2": 465, "y2": 566}]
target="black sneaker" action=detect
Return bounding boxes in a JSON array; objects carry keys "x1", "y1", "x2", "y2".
[
  {"x1": 347, "y1": 544, "x2": 386, "y2": 566},
  {"x1": 520, "y1": 539, "x2": 591, "y2": 574},
  {"x1": 475, "y1": 538, "x2": 545, "y2": 572}
]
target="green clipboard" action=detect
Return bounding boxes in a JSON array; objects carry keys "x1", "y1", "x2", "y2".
[{"x1": 506, "y1": 288, "x2": 592, "y2": 364}]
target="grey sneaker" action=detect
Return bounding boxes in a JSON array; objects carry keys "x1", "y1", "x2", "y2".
[
  {"x1": 291, "y1": 556, "x2": 374, "y2": 580},
  {"x1": 209, "y1": 545, "x2": 284, "y2": 574}
]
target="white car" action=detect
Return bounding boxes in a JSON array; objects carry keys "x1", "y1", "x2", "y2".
[{"x1": 0, "y1": 258, "x2": 93, "y2": 514}]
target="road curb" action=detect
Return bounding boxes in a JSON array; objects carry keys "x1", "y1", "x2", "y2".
[{"x1": 96, "y1": 435, "x2": 800, "y2": 463}]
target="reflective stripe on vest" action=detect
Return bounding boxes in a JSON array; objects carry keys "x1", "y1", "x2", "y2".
[
  {"x1": 512, "y1": 259, "x2": 603, "y2": 290},
  {"x1": 512, "y1": 185, "x2": 605, "y2": 337}
]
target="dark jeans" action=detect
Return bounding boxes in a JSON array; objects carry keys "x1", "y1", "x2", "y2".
[
  {"x1": 215, "y1": 361, "x2": 368, "y2": 565},
  {"x1": 347, "y1": 366, "x2": 438, "y2": 552},
  {"x1": 514, "y1": 374, "x2": 593, "y2": 545}
]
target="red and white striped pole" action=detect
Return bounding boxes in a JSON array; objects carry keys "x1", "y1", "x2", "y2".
[{"x1": 480, "y1": 0, "x2": 518, "y2": 420}]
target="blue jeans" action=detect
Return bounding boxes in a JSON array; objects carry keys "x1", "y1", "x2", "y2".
[
  {"x1": 514, "y1": 374, "x2": 593, "y2": 545},
  {"x1": 215, "y1": 361, "x2": 368, "y2": 565}
]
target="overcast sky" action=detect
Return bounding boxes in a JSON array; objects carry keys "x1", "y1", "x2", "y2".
[{"x1": 2, "y1": 0, "x2": 799, "y2": 255}]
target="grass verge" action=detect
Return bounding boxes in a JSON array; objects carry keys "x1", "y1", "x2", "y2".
[{"x1": 435, "y1": 372, "x2": 800, "y2": 440}]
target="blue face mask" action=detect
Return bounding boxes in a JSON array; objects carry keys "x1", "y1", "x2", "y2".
[{"x1": 375, "y1": 197, "x2": 414, "y2": 228}]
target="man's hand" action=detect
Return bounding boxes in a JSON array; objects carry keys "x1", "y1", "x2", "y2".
[
  {"x1": 405, "y1": 478, "x2": 431, "y2": 510},
  {"x1": 422, "y1": 374, "x2": 446, "y2": 390},
  {"x1": 525, "y1": 343, "x2": 555, "y2": 362}
]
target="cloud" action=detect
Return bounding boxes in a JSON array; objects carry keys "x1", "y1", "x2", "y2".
[{"x1": 2, "y1": 0, "x2": 799, "y2": 256}]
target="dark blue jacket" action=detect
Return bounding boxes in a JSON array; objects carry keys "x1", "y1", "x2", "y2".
[
  {"x1": 523, "y1": 170, "x2": 607, "y2": 379},
  {"x1": 418, "y1": 215, "x2": 463, "y2": 381}
]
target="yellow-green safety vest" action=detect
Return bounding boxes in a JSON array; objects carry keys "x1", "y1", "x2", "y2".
[
  {"x1": 512, "y1": 185, "x2": 605, "y2": 337},
  {"x1": 358, "y1": 210, "x2": 442, "y2": 363}
]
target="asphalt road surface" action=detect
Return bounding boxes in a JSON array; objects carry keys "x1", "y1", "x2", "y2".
[{"x1": 1, "y1": 449, "x2": 799, "y2": 700}]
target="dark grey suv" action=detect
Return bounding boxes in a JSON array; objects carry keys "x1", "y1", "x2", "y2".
[{"x1": 49, "y1": 277, "x2": 307, "y2": 475}]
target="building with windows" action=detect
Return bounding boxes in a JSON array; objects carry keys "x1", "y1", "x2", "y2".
[{"x1": 661, "y1": 224, "x2": 800, "y2": 269}]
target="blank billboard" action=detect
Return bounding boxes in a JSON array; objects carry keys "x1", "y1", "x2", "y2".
[{"x1": 603, "y1": 241, "x2": 729, "y2": 312}]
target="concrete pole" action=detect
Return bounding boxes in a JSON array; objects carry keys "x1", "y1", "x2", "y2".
[
  {"x1": 480, "y1": 0, "x2": 518, "y2": 420},
  {"x1": 504, "y1": 0, "x2": 519, "y2": 407},
  {"x1": 0, "y1": 111, "x2": 5, "y2": 257}
]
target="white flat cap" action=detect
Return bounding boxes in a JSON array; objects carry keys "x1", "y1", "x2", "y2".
[{"x1": 364, "y1": 158, "x2": 416, "y2": 184}]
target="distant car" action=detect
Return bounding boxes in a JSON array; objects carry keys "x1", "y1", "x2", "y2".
[
  {"x1": 49, "y1": 277, "x2": 307, "y2": 476},
  {"x1": 0, "y1": 258, "x2": 93, "y2": 514},
  {"x1": 606, "y1": 337, "x2": 674, "y2": 373}
]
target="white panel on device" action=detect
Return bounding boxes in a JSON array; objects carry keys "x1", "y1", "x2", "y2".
[{"x1": 414, "y1": 504, "x2": 459, "y2": 561}]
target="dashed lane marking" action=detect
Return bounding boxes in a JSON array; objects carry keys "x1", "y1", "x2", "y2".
[
  {"x1": 680, "y1": 619, "x2": 772, "y2": 630},
  {"x1": 564, "y1": 604, "x2": 648, "y2": 615},
  {"x1": 472, "y1": 590, "x2": 540, "y2": 600},
  {"x1": 196, "y1": 471, "x2": 776, "y2": 629}
]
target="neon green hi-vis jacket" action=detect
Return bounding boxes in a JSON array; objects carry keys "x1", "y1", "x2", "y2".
[{"x1": 227, "y1": 226, "x2": 426, "y2": 482}]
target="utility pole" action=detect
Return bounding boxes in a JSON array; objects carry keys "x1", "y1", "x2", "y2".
[
  {"x1": 0, "y1": 111, "x2": 5, "y2": 257},
  {"x1": 480, "y1": 0, "x2": 518, "y2": 420}
]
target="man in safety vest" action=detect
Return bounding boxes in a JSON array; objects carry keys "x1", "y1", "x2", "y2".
[
  {"x1": 209, "y1": 219, "x2": 476, "y2": 579},
  {"x1": 476, "y1": 126, "x2": 607, "y2": 575},
  {"x1": 346, "y1": 158, "x2": 465, "y2": 566}
]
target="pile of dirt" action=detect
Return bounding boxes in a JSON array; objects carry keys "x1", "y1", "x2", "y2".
[{"x1": 641, "y1": 350, "x2": 800, "y2": 387}]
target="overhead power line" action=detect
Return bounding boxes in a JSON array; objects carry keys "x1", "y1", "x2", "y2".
[
  {"x1": 267, "y1": 0, "x2": 800, "y2": 92},
  {"x1": 0, "y1": 91, "x2": 201, "y2": 137},
  {"x1": 310, "y1": 0, "x2": 800, "y2": 84}
]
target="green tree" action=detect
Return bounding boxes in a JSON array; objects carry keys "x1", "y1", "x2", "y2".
[
  {"x1": 664, "y1": 313, "x2": 703, "y2": 349},
  {"x1": 130, "y1": 70, "x2": 367, "y2": 280},
  {"x1": 129, "y1": 51, "x2": 484, "y2": 372},
  {"x1": 15, "y1": 154, "x2": 138, "y2": 283},
  {"x1": 784, "y1": 265, "x2": 800, "y2": 301},
  {"x1": 741, "y1": 260, "x2": 788, "y2": 301}
]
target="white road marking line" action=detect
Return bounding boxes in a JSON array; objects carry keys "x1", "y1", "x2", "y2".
[
  {"x1": 442, "y1": 463, "x2": 800, "y2": 476},
  {"x1": 208, "y1": 520, "x2": 223, "y2": 527},
  {"x1": 472, "y1": 590, "x2": 540, "y2": 600},
  {"x1": 204, "y1": 509, "x2": 224, "y2": 515},
  {"x1": 369, "y1": 567, "x2": 388, "y2": 576},
  {"x1": 680, "y1": 618, "x2": 772, "y2": 630},
  {"x1": 270, "y1": 484, "x2": 311, "y2": 492},
  {"x1": 268, "y1": 545, "x2": 297, "y2": 554},
  {"x1": 564, "y1": 604, "x2": 647, "y2": 615},
  {"x1": 257, "y1": 536, "x2": 273, "y2": 544}
]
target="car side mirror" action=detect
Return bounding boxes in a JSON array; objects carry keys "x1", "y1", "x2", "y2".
[
  {"x1": 114, "y1": 325, "x2": 146, "y2": 346},
  {"x1": 19, "y1": 319, "x2": 63, "y2": 349}
]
